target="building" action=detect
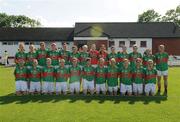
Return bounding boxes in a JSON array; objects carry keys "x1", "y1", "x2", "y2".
[
  {"x1": 74, "y1": 22, "x2": 180, "y2": 55},
  {"x1": 0, "y1": 22, "x2": 180, "y2": 59},
  {"x1": 0, "y1": 27, "x2": 74, "y2": 58}
]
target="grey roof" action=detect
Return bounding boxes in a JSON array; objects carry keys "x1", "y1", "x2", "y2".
[
  {"x1": 74, "y1": 22, "x2": 180, "y2": 38},
  {"x1": 0, "y1": 28, "x2": 74, "y2": 41},
  {"x1": 0, "y1": 22, "x2": 179, "y2": 41}
]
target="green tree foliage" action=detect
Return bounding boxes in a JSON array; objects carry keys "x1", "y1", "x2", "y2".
[
  {"x1": 161, "y1": 5, "x2": 180, "y2": 26},
  {"x1": 138, "y1": 5, "x2": 180, "y2": 26},
  {"x1": 0, "y1": 13, "x2": 41, "y2": 27},
  {"x1": 138, "y1": 9, "x2": 161, "y2": 22}
]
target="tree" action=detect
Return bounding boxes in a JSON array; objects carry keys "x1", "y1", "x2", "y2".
[
  {"x1": 0, "y1": 13, "x2": 41, "y2": 27},
  {"x1": 138, "y1": 5, "x2": 180, "y2": 26},
  {"x1": 138, "y1": 9, "x2": 161, "y2": 22},
  {"x1": 161, "y1": 5, "x2": 180, "y2": 26}
]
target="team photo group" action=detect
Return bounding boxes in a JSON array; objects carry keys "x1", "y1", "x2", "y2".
[{"x1": 14, "y1": 41, "x2": 169, "y2": 96}]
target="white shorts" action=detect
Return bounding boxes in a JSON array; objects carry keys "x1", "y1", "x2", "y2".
[
  {"x1": 120, "y1": 83, "x2": 132, "y2": 93},
  {"x1": 69, "y1": 82, "x2": 80, "y2": 93},
  {"x1": 56, "y1": 82, "x2": 68, "y2": 92},
  {"x1": 96, "y1": 83, "x2": 106, "y2": 93},
  {"x1": 145, "y1": 83, "x2": 156, "y2": 94},
  {"x1": 133, "y1": 83, "x2": 143, "y2": 94},
  {"x1": 83, "y1": 79, "x2": 94, "y2": 91},
  {"x1": 30, "y1": 82, "x2": 41, "y2": 92},
  {"x1": 42, "y1": 82, "x2": 55, "y2": 93},
  {"x1": 157, "y1": 70, "x2": 168, "y2": 76},
  {"x1": 16, "y1": 80, "x2": 28, "y2": 92},
  {"x1": 108, "y1": 86, "x2": 118, "y2": 93}
]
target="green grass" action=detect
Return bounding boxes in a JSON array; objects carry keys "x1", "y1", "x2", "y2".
[{"x1": 0, "y1": 66, "x2": 180, "y2": 122}]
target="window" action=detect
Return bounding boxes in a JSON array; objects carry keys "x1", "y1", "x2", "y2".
[
  {"x1": 2, "y1": 42, "x2": 7, "y2": 45},
  {"x1": 119, "y1": 41, "x2": 125, "y2": 47},
  {"x1": 109, "y1": 41, "x2": 115, "y2": 47},
  {"x1": 14, "y1": 42, "x2": 19, "y2": 45},
  {"x1": 2, "y1": 41, "x2": 19, "y2": 45},
  {"x1": 25, "y1": 42, "x2": 31, "y2": 45},
  {"x1": 34, "y1": 42, "x2": 40, "y2": 45},
  {"x1": 140, "y1": 41, "x2": 147, "y2": 47},
  {"x1": 7, "y1": 42, "x2": 13, "y2": 45},
  {"x1": 130, "y1": 41, "x2": 136, "y2": 47}
]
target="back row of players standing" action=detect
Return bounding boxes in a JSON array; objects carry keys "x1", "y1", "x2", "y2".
[{"x1": 14, "y1": 42, "x2": 169, "y2": 95}]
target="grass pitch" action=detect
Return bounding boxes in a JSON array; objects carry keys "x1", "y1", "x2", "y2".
[{"x1": 0, "y1": 66, "x2": 180, "y2": 122}]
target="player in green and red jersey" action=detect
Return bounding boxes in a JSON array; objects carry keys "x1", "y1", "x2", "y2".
[
  {"x1": 42, "y1": 58, "x2": 55, "y2": 95},
  {"x1": 14, "y1": 59, "x2": 28, "y2": 95},
  {"x1": 15, "y1": 42, "x2": 26, "y2": 66},
  {"x1": 120, "y1": 59, "x2": 132, "y2": 96},
  {"x1": 155, "y1": 45, "x2": 169, "y2": 94},
  {"x1": 28, "y1": 59, "x2": 41, "y2": 95},
  {"x1": 129, "y1": 44, "x2": 142, "y2": 69},
  {"x1": 55, "y1": 59, "x2": 69, "y2": 95},
  {"x1": 26, "y1": 44, "x2": 37, "y2": 69},
  {"x1": 98, "y1": 44, "x2": 108, "y2": 66},
  {"x1": 82, "y1": 58, "x2": 95, "y2": 95},
  {"x1": 107, "y1": 58, "x2": 119, "y2": 95},
  {"x1": 107, "y1": 47, "x2": 118, "y2": 65},
  {"x1": 59, "y1": 42, "x2": 70, "y2": 67},
  {"x1": 79, "y1": 45, "x2": 89, "y2": 69},
  {"x1": 132, "y1": 58, "x2": 144, "y2": 96},
  {"x1": 69, "y1": 45, "x2": 80, "y2": 66},
  {"x1": 47, "y1": 43, "x2": 60, "y2": 68},
  {"x1": 117, "y1": 45, "x2": 129, "y2": 69},
  {"x1": 143, "y1": 49, "x2": 155, "y2": 68},
  {"x1": 69, "y1": 57, "x2": 81, "y2": 94},
  {"x1": 36, "y1": 42, "x2": 48, "y2": 67},
  {"x1": 95, "y1": 58, "x2": 107, "y2": 95},
  {"x1": 89, "y1": 44, "x2": 99, "y2": 68},
  {"x1": 144, "y1": 60, "x2": 157, "y2": 96}
]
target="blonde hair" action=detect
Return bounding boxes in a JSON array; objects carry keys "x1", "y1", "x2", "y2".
[
  {"x1": 18, "y1": 42, "x2": 25, "y2": 52},
  {"x1": 29, "y1": 44, "x2": 36, "y2": 52},
  {"x1": 59, "y1": 59, "x2": 65, "y2": 63}
]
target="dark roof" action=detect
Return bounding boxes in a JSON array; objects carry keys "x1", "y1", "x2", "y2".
[
  {"x1": 74, "y1": 22, "x2": 180, "y2": 38},
  {"x1": 0, "y1": 28, "x2": 74, "y2": 41}
]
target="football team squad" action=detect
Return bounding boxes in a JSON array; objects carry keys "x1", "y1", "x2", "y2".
[{"x1": 14, "y1": 42, "x2": 169, "y2": 96}]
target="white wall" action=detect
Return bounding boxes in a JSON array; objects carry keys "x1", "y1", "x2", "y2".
[{"x1": 108, "y1": 38, "x2": 152, "y2": 54}]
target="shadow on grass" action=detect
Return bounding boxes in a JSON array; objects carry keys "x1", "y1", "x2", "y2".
[{"x1": 0, "y1": 93, "x2": 167, "y2": 105}]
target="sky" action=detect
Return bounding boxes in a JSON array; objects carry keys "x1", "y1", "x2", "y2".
[{"x1": 0, "y1": 0, "x2": 179, "y2": 27}]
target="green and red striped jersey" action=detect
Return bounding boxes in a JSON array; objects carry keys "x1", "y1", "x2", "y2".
[
  {"x1": 55, "y1": 66, "x2": 69, "y2": 82},
  {"x1": 120, "y1": 65, "x2": 132, "y2": 85},
  {"x1": 144, "y1": 68, "x2": 157, "y2": 84},
  {"x1": 26, "y1": 52, "x2": 37, "y2": 67},
  {"x1": 132, "y1": 66, "x2": 144, "y2": 84},
  {"x1": 107, "y1": 65, "x2": 119, "y2": 87},
  {"x1": 15, "y1": 51, "x2": 26, "y2": 65},
  {"x1": 36, "y1": 49, "x2": 48, "y2": 66},
  {"x1": 28, "y1": 66, "x2": 41, "y2": 82},
  {"x1": 48, "y1": 50, "x2": 60, "y2": 66},
  {"x1": 95, "y1": 66, "x2": 107, "y2": 84},
  {"x1": 42, "y1": 66, "x2": 55, "y2": 82},
  {"x1": 129, "y1": 52, "x2": 142, "y2": 69},
  {"x1": 142, "y1": 54, "x2": 155, "y2": 68},
  {"x1": 14, "y1": 66, "x2": 27, "y2": 81},
  {"x1": 82, "y1": 65, "x2": 95, "y2": 81},
  {"x1": 155, "y1": 52, "x2": 169, "y2": 71},
  {"x1": 69, "y1": 65, "x2": 81, "y2": 83}
]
